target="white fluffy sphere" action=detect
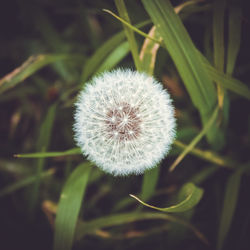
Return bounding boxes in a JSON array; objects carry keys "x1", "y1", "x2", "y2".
[{"x1": 74, "y1": 69, "x2": 176, "y2": 176}]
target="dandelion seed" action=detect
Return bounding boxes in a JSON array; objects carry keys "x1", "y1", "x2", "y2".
[{"x1": 73, "y1": 68, "x2": 176, "y2": 176}]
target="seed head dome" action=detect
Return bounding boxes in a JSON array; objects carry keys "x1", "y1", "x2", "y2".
[{"x1": 74, "y1": 69, "x2": 176, "y2": 176}]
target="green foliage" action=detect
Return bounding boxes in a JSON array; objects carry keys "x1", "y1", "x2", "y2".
[
  {"x1": 0, "y1": 55, "x2": 70, "y2": 94},
  {"x1": 217, "y1": 165, "x2": 248, "y2": 250},
  {"x1": 0, "y1": 1, "x2": 250, "y2": 250},
  {"x1": 53, "y1": 162, "x2": 91, "y2": 250},
  {"x1": 142, "y1": 0, "x2": 221, "y2": 148},
  {"x1": 130, "y1": 182, "x2": 203, "y2": 213},
  {"x1": 15, "y1": 148, "x2": 81, "y2": 158}
]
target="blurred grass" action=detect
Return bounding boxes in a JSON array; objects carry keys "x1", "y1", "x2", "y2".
[
  {"x1": 0, "y1": 54, "x2": 70, "y2": 94},
  {"x1": 53, "y1": 162, "x2": 91, "y2": 250},
  {"x1": 0, "y1": 0, "x2": 250, "y2": 250},
  {"x1": 28, "y1": 104, "x2": 57, "y2": 218},
  {"x1": 130, "y1": 182, "x2": 204, "y2": 213}
]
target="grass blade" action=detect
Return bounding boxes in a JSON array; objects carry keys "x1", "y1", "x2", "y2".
[
  {"x1": 203, "y1": 58, "x2": 250, "y2": 100},
  {"x1": 173, "y1": 140, "x2": 235, "y2": 169},
  {"x1": 81, "y1": 32, "x2": 124, "y2": 82},
  {"x1": 14, "y1": 147, "x2": 81, "y2": 158},
  {"x1": 95, "y1": 41, "x2": 129, "y2": 73},
  {"x1": 213, "y1": 0, "x2": 228, "y2": 129},
  {"x1": 141, "y1": 0, "x2": 220, "y2": 147},
  {"x1": 217, "y1": 167, "x2": 245, "y2": 250},
  {"x1": 53, "y1": 162, "x2": 92, "y2": 250},
  {"x1": 114, "y1": 0, "x2": 141, "y2": 70},
  {"x1": 141, "y1": 166, "x2": 160, "y2": 201},
  {"x1": 81, "y1": 20, "x2": 150, "y2": 82},
  {"x1": 75, "y1": 211, "x2": 207, "y2": 244},
  {"x1": 28, "y1": 104, "x2": 57, "y2": 218},
  {"x1": 139, "y1": 26, "x2": 162, "y2": 75},
  {"x1": 0, "y1": 169, "x2": 55, "y2": 197},
  {"x1": 226, "y1": 5, "x2": 242, "y2": 74},
  {"x1": 31, "y1": 8, "x2": 76, "y2": 81},
  {"x1": 103, "y1": 14, "x2": 250, "y2": 100},
  {"x1": 213, "y1": 0, "x2": 226, "y2": 72},
  {"x1": 189, "y1": 166, "x2": 218, "y2": 185},
  {"x1": 212, "y1": 0, "x2": 229, "y2": 150},
  {"x1": 130, "y1": 182, "x2": 203, "y2": 213},
  {"x1": 0, "y1": 54, "x2": 70, "y2": 94},
  {"x1": 169, "y1": 106, "x2": 219, "y2": 172}
]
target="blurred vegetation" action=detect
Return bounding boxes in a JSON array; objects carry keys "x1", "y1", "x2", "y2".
[{"x1": 0, "y1": 0, "x2": 250, "y2": 250}]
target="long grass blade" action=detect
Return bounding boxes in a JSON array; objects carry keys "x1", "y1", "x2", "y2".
[
  {"x1": 53, "y1": 162, "x2": 92, "y2": 250},
  {"x1": 139, "y1": 26, "x2": 162, "y2": 75},
  {"x1": 114, "y1": 0, "x2": 141, "y2": 70},
  {"x1": 0, "y1": 54, "x2": 69, "y2": 94},
  {"x1": 75, "y1": 211, "x2": 207, "y2": 244},
  {"x1": 213, "y1": 0, "x2": 226, "y2": 73},
  {"x1": 141, "y1": 166, "x2": 160, "y2": 201},
  {"x1": 213, "y1": 0, "x2": 228, "y2": 142},
  {"x1": 0, "y1": 169, "x2": 55, "y2": 197},
  {"x1": 14, "y1": 147, "x2": 81, "y2": 158},
  {"x1": 142, "y1": 0, "x2": 222, "y2": 147},
  {"x1": 169, "y1": 106, "x2": 219, "y2": 172},
  {"x1": 226, "y1": 5, "x2": 242, "y2": 74},
  {"x1": 95, "y1": 41, "x2": 129, "y2": 73},
  {"x1": 217, "y1": 167, "x2": 245, "y2": 250},
  {"x1": 81, "y1": 32, "x2": 124, "y2": 82},
  {"x1": 28, "y1": 104, "x2": 57, "y2": 218},
  {"x1": 173, "y1": 140, "x2": 235, "y2": 169},
  {"x1": 81, "y1": 20, "x2": 150, "y2": 82},
  {"x1": 203, "y1": 59, "x2": 250, "y2": 100},
  {"x1": 130, "y1": 183, "x2": 203, "y2": 213},
  {"x1": 102, "y1": 13, "x2": 250, "y2": 100}
]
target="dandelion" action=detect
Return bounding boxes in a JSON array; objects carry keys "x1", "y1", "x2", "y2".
[{"x1": 74, "y1": 69, "x2": 176, "y2": 176}]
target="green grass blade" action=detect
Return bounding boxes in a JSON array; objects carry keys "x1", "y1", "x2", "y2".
[
  {"x1": 142, "y1": 0, "x2": 220, "y2": 147},
  {"x1": 217, "y1": 167, "x2": 245, "y2": 250},
  {"x1": 103, "y1": 15, "x2": 250, "y2": 100},
  {"x1": 213, "y1": 0, "x2": 226, "y2": 72},
  {"x1": 0, "y1": 54, "x2": 70, "y2": 94},
  {"x1": 31, "y1": 8, "x2": 75, "y2": 81},
  {"x1": 29, "y1": 104, "x2": 57, "y2": 217},
  {"x1": 81, "y1": 20, "x2": 150, "y2": 82},
  {"x1": 130, "y1": 183, "x2": 203, "y2": 213},
  {"x1": 169, "y1": 106, "x2": 219, "y2": 172},
  {"x1": 114, "y1": 0, "x2": 141, "y2": 70},
  {"x1": 141, "y1": 166, "x2": 160, "y2": 201},
  {"x1": 81, "y1": 32, "x2": 124, "y2": 82},
  {"x1": 212, "y1": 0, "x2": 229, "y2": 149},
  {"x1": 203, "y1": 60, "x2": 250, "y2": 100},
  {"x1": 139, "y1": 26, "x2": 162, "y2": 75},
  {"x1": 226, "y1": 5, "x2": 242, "y2": 74},
  {"x1": 142, "y1": 0, "x2": 216, "y2": 109},
  {"x1": 173, "y1": 140, "x2": 235, "y2": 169},
  {"x1": 53, "y1": 162, "x2": 92, "y2": 250},
  {"x1": 212, "y1": 0, "x2": 228, "y2": 129},
  {"x1": 95, "y1": 41, "x2": 129, "y2": 73},
  {"x1": 104, "y1": 0, "x2": 203, "y2": 56},
  {"x1": 14, "y1": 147, "x2": 81, "y2": 158},
  {"x1": 189, "y1": 166, "x2": 218, "y2": 185},
  {"x1": 0, "y1": 169, "x2": 55, "y2": 197},
  {"x1": 36, "y1": 104, "x2": 57, "y2": 150},
  {"x1": 75, "y1": 211, "x2": 207, "y2": 244}
]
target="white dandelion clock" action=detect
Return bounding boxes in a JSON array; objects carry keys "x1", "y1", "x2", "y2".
[{"x1": 74, "y1": 69, "x2": 176, "y2": 176}]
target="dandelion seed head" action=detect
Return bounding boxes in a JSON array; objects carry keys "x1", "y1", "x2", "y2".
[{"x1": 74, "y1": 68, "x2": 176, "y2": 176}]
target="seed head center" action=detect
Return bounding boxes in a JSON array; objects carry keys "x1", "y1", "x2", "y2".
[{"x1": 105, "y1": 102, "x2": 141, "y2": 141}]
